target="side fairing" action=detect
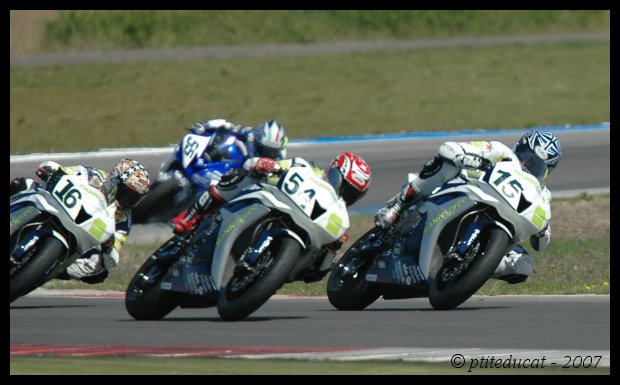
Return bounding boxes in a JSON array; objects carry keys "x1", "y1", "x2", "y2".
[
  {"x1": 413, "y1": 194, "x2": 477, "y2": 278},
  {"x1": 210, "y1": 203, "x2": 271, "y2": 288}
]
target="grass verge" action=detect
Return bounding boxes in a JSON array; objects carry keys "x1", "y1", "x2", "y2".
[
  {"x1": 43, "y1": 194, "x2": 609, "y2": 296},
  {"x1": 9, "y1": 355, "x2": 610, "y2": 375},
  {"x1": 10, "y1": 41, "x2": 609, "y2": 154},
  {"x1": 36, "y1": 10, "x2": 610, "y2": 52}
]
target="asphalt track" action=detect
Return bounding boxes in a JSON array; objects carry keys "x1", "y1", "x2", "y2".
[
  {"x1": 10, "y1": 292, "x2": 610, "y2": 366},
  {"x1": 9, "y1": 127, "x2": 610, "y2": 363},
  {"x1": 10, "y1": 33, "x2": 610, "y2": 367},
  {"x1": 10, "y1": 33, "x2": 609, "y2": 68},
  {"x1": 9, "y1": 126, "x2": 610, "y2": 215}
]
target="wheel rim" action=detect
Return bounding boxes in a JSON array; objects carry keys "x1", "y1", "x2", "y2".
[{"x1": 226, "y1": 250, "x2": 276, "y2": 300}]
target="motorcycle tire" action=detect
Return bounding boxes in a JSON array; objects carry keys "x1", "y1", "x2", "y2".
[
  {"x1": 429, "y1": 227, "x2": 509, "y2": 310},
  {"x1": 326, "y1": 228, "x2": 382, "y2": 310},
  {"x1": 217, "y1": 237, "x2": 300, "y2": 321},
  {"x1": 10, "y1": 237, "x2": 65, "y2": 303},
  {"x1": 125, "y1": 248, "x2": 178, "y2": 320}
]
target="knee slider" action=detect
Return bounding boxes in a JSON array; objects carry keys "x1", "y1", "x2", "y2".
[
  {"x1": 419, "y1": 156, "x2": 443, "y2": 179},
  {"x1": 218, "y1": 169, "x2": 246, "y2": 191}
]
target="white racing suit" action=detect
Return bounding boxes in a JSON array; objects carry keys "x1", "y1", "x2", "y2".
[
  {"x1": 375, "y1": 140, "x2": 552, "y2": 284},
  {"x1": 60, "y1": 165, "x2": 130, "y2": 283}
]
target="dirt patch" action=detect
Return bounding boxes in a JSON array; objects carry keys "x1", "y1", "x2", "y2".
[
  {"x1": 552, "y1": 195, "x2": 609, "y2": 241},
  {"x1": 10, "y1": 10, "x2": 58, "y2": 54}
]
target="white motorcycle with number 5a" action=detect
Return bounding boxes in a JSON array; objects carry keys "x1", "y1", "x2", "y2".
[{"x1": 126, "y1": 165, "x2": 349, "y2": 321}]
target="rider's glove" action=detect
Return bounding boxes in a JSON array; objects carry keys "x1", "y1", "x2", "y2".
[
  {"x1": 35, "y1": 161, "x2": 61, "y2": 182},
  {"x1": 191, "y1": 119, "x2": 234, "y2": 135},
  {"x1": 530, "y1": 224, "x2": 551, "y2": 252},
  {"x1": 251, "y1": 158, "x2": 280, "y2": 177},
  {"x1": 326, "y1": 231, "x2": 349, "y2": 252},
  {"x1": 454, "y1": 154, "x2": 490, "y2": 170}
]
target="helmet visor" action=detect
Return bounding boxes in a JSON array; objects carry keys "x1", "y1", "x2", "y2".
[
  {"x1": 326, "y1": 166, "x2": 366, "y2": 206},
  {"x1": 117, "y1": 183, "x2": 146, "y2": 208},
  {"x1": 258, "y1": 144, "x2": 280, "y2": 159},
  {"x1": 515, "y1": 151, "x2": 549, "y2": 185}
]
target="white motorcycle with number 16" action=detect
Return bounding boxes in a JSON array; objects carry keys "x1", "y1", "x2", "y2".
[{"x1": 10, "y1": 173, "x2": 116, "y2": 303}]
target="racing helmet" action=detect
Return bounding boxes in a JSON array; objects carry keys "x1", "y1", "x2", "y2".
[
  {"x1": 255, "y1": 120, "x2": 288, "y2": 159},
  {"x1": 513, "y1": 130, "x2": 562, "y2": 170},
  {"x1": 513, "y1": 130, "x2": 561, "y2": 184},
  {"x1": 325, "y1": 152, "x2": 372, "y2": 206},
  {"x1": 103, "y1": 159, "x2": 150, "y2": 209}
]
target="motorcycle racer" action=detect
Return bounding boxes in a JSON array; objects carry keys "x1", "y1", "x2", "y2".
[
  {"x1": 10, "y1": 159, "x2": 150, "y2": 284},
  {"x1": 171, "y1": 152, "x2": 372, "y2": 252},
  {"x1": 189, "y1": 118, "x2": 288, "y2": 163},
  {"x1": 374, "y1": 130, "x2": 562, "y2": 284}
]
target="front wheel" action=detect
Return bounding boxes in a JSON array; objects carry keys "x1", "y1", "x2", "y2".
[
  {"x1": 11, "y1": 237, "x2": 66, "y2": 303},
  {"x1": 326, "y1": 227, "x2": 383, "y2": 310},
  {"x1": 429, "y1": 227, "x2": 509, "y2": 310},
  {"x1": 217, "y1": 237, "x2": 300, "y2": 321},
  {"x1": 125, "y1": 239, "x2": 179, "y2": 320}
]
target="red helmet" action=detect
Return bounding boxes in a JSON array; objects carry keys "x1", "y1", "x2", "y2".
[{"x1": 325, "y1": 152, "x2": 372, "y2": 206}]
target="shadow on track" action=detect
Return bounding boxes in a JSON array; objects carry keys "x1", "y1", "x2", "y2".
[
  {"x1": 117, "y1": 316, "x2": 308, "y2": 322},
  {"x1": 10, "y1": 304, "x2": 95, "y2": 310}
]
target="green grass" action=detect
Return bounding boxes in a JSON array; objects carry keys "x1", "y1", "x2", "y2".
[
  {"x1": 10, "y1": 41, "x2": 610, "y2": 154},
  {"x1": 39, "y1": 10, "x2": 610, "y2": 52},
  {"x1": 43, "y1": 194, "x2": 610, "y2": 296},
  {"x1": 9, "y1": 356, "x2": 610, "y2": 375}
]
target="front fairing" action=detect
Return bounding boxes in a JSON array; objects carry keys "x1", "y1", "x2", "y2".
[
  {"x1": 10, "y1": 176, "x2": 115, "y2": 252},
  {"x1": 174, "y1": 133, "x2": 245, "y2": 188},
  {"x1": 365, "y1": 193, "x2": 476, "y2": 290},
  {"x1": 159, "y1": 202, "x2": 272, "y2": 298}
]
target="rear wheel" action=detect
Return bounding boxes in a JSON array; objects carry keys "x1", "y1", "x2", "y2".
[
  {"x1": 429, "y1": 227, "x2": 509, "y2": 310},
  {"x1": 125, "y1": 239, "x2": 179, "y2": 320},
  {"x1": 217, "y1": 238, "x2": 300, "y2": 321},
  {"x1": 10, "y1": 237, "x2": 65, "y2": 303},
  {"x1": 327, "y1": 227, "x2": 382, "y2": 310}
]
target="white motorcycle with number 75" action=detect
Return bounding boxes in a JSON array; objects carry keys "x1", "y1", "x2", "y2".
[
  {"x1": 10, "y1": 173, "x2": 116, "y2": 303},
  {"x1": 327, "y1": 152, "x2": 551, "y2": 310}
]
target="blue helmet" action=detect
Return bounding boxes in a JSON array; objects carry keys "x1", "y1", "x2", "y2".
[
  {"x1": 513, "y1": 130, "x2": 562, "y2": 171},
  {"x1": 255, "y1": 120, "x2": 288, "y2": 159}
]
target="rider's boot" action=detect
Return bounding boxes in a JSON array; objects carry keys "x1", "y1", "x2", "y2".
[
  {"x1": 374, "y1": 184, "x2": 420, "y2": 229},
  {"x1": 10, "y1": 177, "x2": 33, "y2": 196},
  {"x1": 170, "y1": 187, "x2": 224, "y2": 234},
  {"x1": 491, "y1": 246, "x2": 533, "y2": 284},
  {"x1": 375, "y1": 172, "x2": 427, "y2": 230},
  {"x1": 374, "y1": 156, "x2": 451, "y2": 230}
]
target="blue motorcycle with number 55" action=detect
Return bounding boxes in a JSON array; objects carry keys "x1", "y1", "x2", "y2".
[{"x1": 131, "y1": 129, "x2": 246, "y2": 224}]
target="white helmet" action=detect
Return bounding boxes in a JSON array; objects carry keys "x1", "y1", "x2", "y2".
[{"x1": 255, "y1": 120, "x2": 288, "y2": 159}]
